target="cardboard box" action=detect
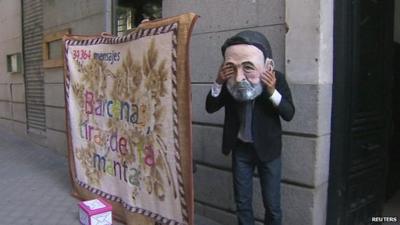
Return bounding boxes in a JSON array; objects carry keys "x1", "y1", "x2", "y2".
[{"x1": 78, "y1": 198, "x2": 112, "y2": 225}]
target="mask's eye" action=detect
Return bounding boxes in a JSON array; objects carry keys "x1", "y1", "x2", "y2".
[{"x1": 243, "y1": 65, "x2": 255, "y2": 73}]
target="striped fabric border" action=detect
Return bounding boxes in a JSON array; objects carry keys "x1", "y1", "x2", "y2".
[
  {"x1": 65, "y1": 22, "x2": 189, "y2": 225},
  {"x1": 170, "y1": 27, "x2": 189, "y2": 223}
]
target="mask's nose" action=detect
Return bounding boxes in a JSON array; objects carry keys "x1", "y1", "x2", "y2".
[{"x1": 235, "y1": 67, "x2": 246, "y2": 82}]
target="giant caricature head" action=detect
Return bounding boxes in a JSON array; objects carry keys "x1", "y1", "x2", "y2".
[{"x1": 221, "y1": 30, "x2": 274, "y2": 102}]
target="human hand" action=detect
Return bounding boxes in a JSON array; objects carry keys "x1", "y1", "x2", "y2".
[
  {"x1": 261, "y1": 69, "x2": 276, "y2": 96},
  {"x1": 140, "y1": 18, "x2": 150, "y2": 23},
  {"x1": 216, "y1": 64, "x2": 234, "y2": 84}
]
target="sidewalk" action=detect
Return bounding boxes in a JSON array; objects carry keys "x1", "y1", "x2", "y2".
[
  {"x1": 383, "y1": 190, "x2": 400, "y2": 225},
  {"x1": 0, "y1": 127, "x2": 220, "y2": 225}
]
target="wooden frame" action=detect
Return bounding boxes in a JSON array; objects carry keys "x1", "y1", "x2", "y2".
[{"x1": 43, "y1": 28, "x2": 70, "y2": 68}]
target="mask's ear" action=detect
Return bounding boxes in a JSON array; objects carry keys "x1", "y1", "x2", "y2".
[{"x1": 265, "y1": 57, "x2": 275, "y2": 72}]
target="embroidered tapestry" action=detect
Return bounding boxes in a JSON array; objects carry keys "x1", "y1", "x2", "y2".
[{"x1": 63, "y1": 13, "x2": 198, "y2": 225}]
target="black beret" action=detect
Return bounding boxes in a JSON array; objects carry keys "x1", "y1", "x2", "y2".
[{"x1": 221, "y1": 30, "x2": 272, "y2": 59}]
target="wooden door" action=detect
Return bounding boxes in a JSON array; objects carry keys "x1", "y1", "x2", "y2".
[{"x1": 327, "y1": 0, "x2": 394, "y2": 224}]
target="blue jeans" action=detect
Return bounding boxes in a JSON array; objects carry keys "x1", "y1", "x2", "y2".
[{"x1": 232, "y1": 141, "x2": 282, "y2": 225}]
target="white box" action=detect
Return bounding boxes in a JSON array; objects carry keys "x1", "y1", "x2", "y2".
[{"x1": 78, "y1": 198, "x2": 112, "y2": 225}]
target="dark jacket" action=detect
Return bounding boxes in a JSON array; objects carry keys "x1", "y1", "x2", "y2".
[{"x1": 205, "y1": 71, "x2": 295, "y2": 162}]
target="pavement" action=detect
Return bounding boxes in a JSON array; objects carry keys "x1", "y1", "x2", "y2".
[
  {"x1": 0, "y1": 127, "x2": 221, "y2": 225},
  {"x1": 383, "y1": 190, "x2": 400, "y2": 225}
]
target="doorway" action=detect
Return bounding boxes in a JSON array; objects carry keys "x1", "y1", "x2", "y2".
[
  {"x1": 22, "y1": 0, "x2": 46, "y2": 135},
  {"x1": 327, "y1": 0, "x2": 397, "y2": 224},
  {"x1": 382, "y1": 41, "x2": 400, "y2": 223}
]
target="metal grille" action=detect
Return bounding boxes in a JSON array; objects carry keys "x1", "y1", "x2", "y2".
[{"x1": 22, "y1": 0, "x2": 46, "y2": 133}]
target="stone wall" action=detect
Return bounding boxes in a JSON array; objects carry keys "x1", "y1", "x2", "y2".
[
  {"x1": 42, "y1": 0, "x2": 107, "y2": 155},
  {"x1": 0, "y1": 1, "x2": 26, "y2": 136},
  {"x1": 285, "y1": 0, "x2": 333, "y2": 223},
  {"x1": 163, "y1": 0, "x2": 333, "y2": 224}
]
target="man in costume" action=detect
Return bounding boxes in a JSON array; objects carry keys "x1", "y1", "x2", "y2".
[{"x1": 205, "y1": 30, "x2": 295, "y2": 225}]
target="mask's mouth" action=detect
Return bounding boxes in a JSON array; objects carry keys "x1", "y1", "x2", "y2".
[
  {"x1": 237, "y1": 81, "x2": 255, "y2": 93},
  {"x1": 237, "y1": 80, "x2": 252, "y2": 88},
  {"x1": 227, "y1": 78, "x2": 262, "y2": 102}
]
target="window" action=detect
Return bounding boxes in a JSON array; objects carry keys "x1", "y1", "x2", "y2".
[
  {"x1": 113, "y1": 0, "x2": 162, "y2": 36},
  {"x1": 42, "y1": 29, "x2": 70, "y2": 68},
  {"x1": 6, "y1": 53, "x2": 22, "y2": 73}
]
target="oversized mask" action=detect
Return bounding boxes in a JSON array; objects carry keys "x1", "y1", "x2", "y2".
[{"x1": 225, "y1": 44, "x2": 272, "y2": 102}]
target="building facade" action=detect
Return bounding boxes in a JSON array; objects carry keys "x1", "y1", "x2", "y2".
[{"x1": 1, "y1": 0, "x2": 399, "y2": 225}]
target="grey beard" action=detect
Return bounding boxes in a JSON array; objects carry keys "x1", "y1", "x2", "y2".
[{"x1": 226, "y1": 79, "x2": 263, "y2": 102}]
